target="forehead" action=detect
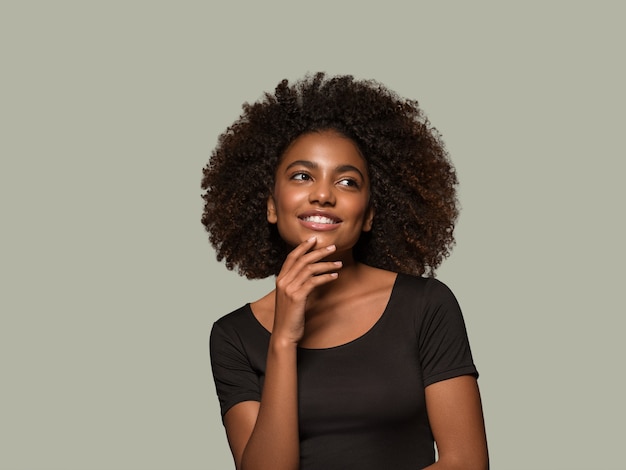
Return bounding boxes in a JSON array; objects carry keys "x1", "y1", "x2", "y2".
[{"x1": 278, "y1": 131, "x2": 368, "y2": 173}]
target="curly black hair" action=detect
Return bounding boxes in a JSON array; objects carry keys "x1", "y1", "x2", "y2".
[{"x1": 201, "y1": 73, "x2": 458, "y2": 279}]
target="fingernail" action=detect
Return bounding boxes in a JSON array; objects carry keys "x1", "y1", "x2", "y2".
[
  {"x1": 326, "y1": 244, "x2": 336, "y2": 251},
  {"x1": 334, "y1": 261, "x2": 342, "y2": 266},
  {"x1": 308, "y1": 237, "x2": 316, "y2": 242}
]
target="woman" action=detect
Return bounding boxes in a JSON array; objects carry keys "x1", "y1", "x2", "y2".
[{"x1": 203, "y1": 73, "x2": 488, "y2": 470}]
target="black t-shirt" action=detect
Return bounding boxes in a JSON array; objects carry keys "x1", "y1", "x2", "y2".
[{"x1": 210, "y1": 274, "x2": 478, "y2": 470}]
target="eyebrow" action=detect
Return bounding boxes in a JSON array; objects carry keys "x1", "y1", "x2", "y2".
[{"x1": 284, "y1": 160, "x2": 366, "y2": 180}]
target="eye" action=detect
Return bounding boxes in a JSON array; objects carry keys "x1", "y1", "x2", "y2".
[
  {"x1": 290, "y1": 172, "x2": 312, "y2": 181},
  {"x1": 337, "y1": 178, "x2": 360, "y2": 188}
]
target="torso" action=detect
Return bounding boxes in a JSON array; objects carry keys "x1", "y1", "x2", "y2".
[
  {"x1": 212, "y1": 273, "x2": 478, "y2": 469},
  {"x1": 250, "y1": 264, "x2": 397, "y2": 349}
]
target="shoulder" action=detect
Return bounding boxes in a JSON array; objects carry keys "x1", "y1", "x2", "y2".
[
  {"x1": 213, "y1": 304, "x2": 254, "y2": 332},
  {"x1": 211, "y1": 304, "x2": 260, "y2": 348},
  {"x1": 393, "y1": 273, "x2": 459, "y2": 306},
  {"x1": 398, "y1": 276, "x2": 478, "y2": 384},
  {"x1": 210, "y1": 303, "x2": 271, "y2": 364},
  {"x1": 390, "y1": 274, "x2": 466, "y2": 335}
]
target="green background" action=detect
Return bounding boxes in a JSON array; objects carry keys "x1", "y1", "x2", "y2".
[{"x1": 1, "y1": 1, "x2": 624, "y2": 469}]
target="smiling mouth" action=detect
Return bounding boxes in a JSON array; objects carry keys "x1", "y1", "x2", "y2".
[{"x1": 299, "y1": 215, "x2": 341, "y2": 225}]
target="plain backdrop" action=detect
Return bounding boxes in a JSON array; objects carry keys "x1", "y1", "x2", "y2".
[{"x1": 1, "y1": 1, "x2": 624, "y2": 469}]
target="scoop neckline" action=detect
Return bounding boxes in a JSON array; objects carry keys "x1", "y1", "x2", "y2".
[{"x1": 246, "y1": 272, "x2": 401, "y2": 351}]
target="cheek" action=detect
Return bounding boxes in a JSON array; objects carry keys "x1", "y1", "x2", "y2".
[{"x1": 274, "y1": 187, "x2": 305, "y2": 212}]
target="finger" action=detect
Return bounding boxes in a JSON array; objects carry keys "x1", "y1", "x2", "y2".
[
  {"x1": 292, "y1": 260, "x2": 342, "y2": 283},
  {"x1": 289, "y1": 244, "x2": 337, "y2": 272},
  {"x1": 279, "y1": 239, "x2": 334, "y2": 279},
  {"x1": 278, "y1": 244, "x2": 337, "y2": 285},
  {"x1": 276, "y1": 268, "x2": 341, "y2": 306},
  {"x1": 301, "y1": 271, "x2": 340, "y2": 290},
  {"x1": 279, "y1": 261, "x2": 342, "y2": 298},
  {"x1": 280, "y1": 237, "x2": 318, "y2": 273}
]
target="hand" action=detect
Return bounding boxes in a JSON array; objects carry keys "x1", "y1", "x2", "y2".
[{"x1": 272, "y1": 237, "x2": 342, "y2": 345}]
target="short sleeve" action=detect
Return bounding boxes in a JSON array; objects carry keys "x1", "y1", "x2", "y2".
[
  {"x1": 417, "y1": 279, "x2": 478, "y2": 387},
  {"x1": 209, "y1": 321, "x2": 262, "y2": 420}
]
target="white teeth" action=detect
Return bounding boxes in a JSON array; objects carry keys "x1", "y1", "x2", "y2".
[{"x1": 302, "y1": 215, "x2": 338, "y2": 224}]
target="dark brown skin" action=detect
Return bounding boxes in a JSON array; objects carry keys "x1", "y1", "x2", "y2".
[{"x1": 221, "y1": 132, "x2": 488, "y2": 470}]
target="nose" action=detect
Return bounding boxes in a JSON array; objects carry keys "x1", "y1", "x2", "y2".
[{"x1": 309, "y1": 179, "x2": 336, "y2": 206}]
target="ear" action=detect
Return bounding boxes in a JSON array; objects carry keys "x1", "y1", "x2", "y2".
[
  {"x1": 267, "y1": 195, "x2": 278, "y2": 224},
  {"x1": 362, "y1": 205, "x2": 374, "y2": 232}
]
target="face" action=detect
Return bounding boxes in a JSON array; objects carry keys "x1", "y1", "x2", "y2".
[{"x1": 267, "y1": 131, "x2": 374, "y2": 259}]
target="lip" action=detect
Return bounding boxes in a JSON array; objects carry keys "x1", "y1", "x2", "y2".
[{"x1": 298, "y1": 210, "x2": 342, "y2": 231}]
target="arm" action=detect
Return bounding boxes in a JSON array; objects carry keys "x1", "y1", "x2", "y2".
[
  {"x1": 422, "y1": 375, "x2": 489, "y2": 470},
  {"x1": 227, "y1": 338, "x2": 299, "y2": 470},
  {"x1": 223, "y1": 238, "x2": 341, "y2": 470}
]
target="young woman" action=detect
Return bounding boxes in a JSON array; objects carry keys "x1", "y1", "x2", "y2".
[{"x1": 203, "y1": 73, "x2": 488, "y2": 470}]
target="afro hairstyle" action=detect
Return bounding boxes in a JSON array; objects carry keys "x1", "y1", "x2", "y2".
[{"x1": 201, "y1": 72, "x2": 458, "y2": 279}]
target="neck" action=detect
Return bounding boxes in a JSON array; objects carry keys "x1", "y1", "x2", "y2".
[{"x1": 307, "y1": 259, "x2": 365, "y2": 303}]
